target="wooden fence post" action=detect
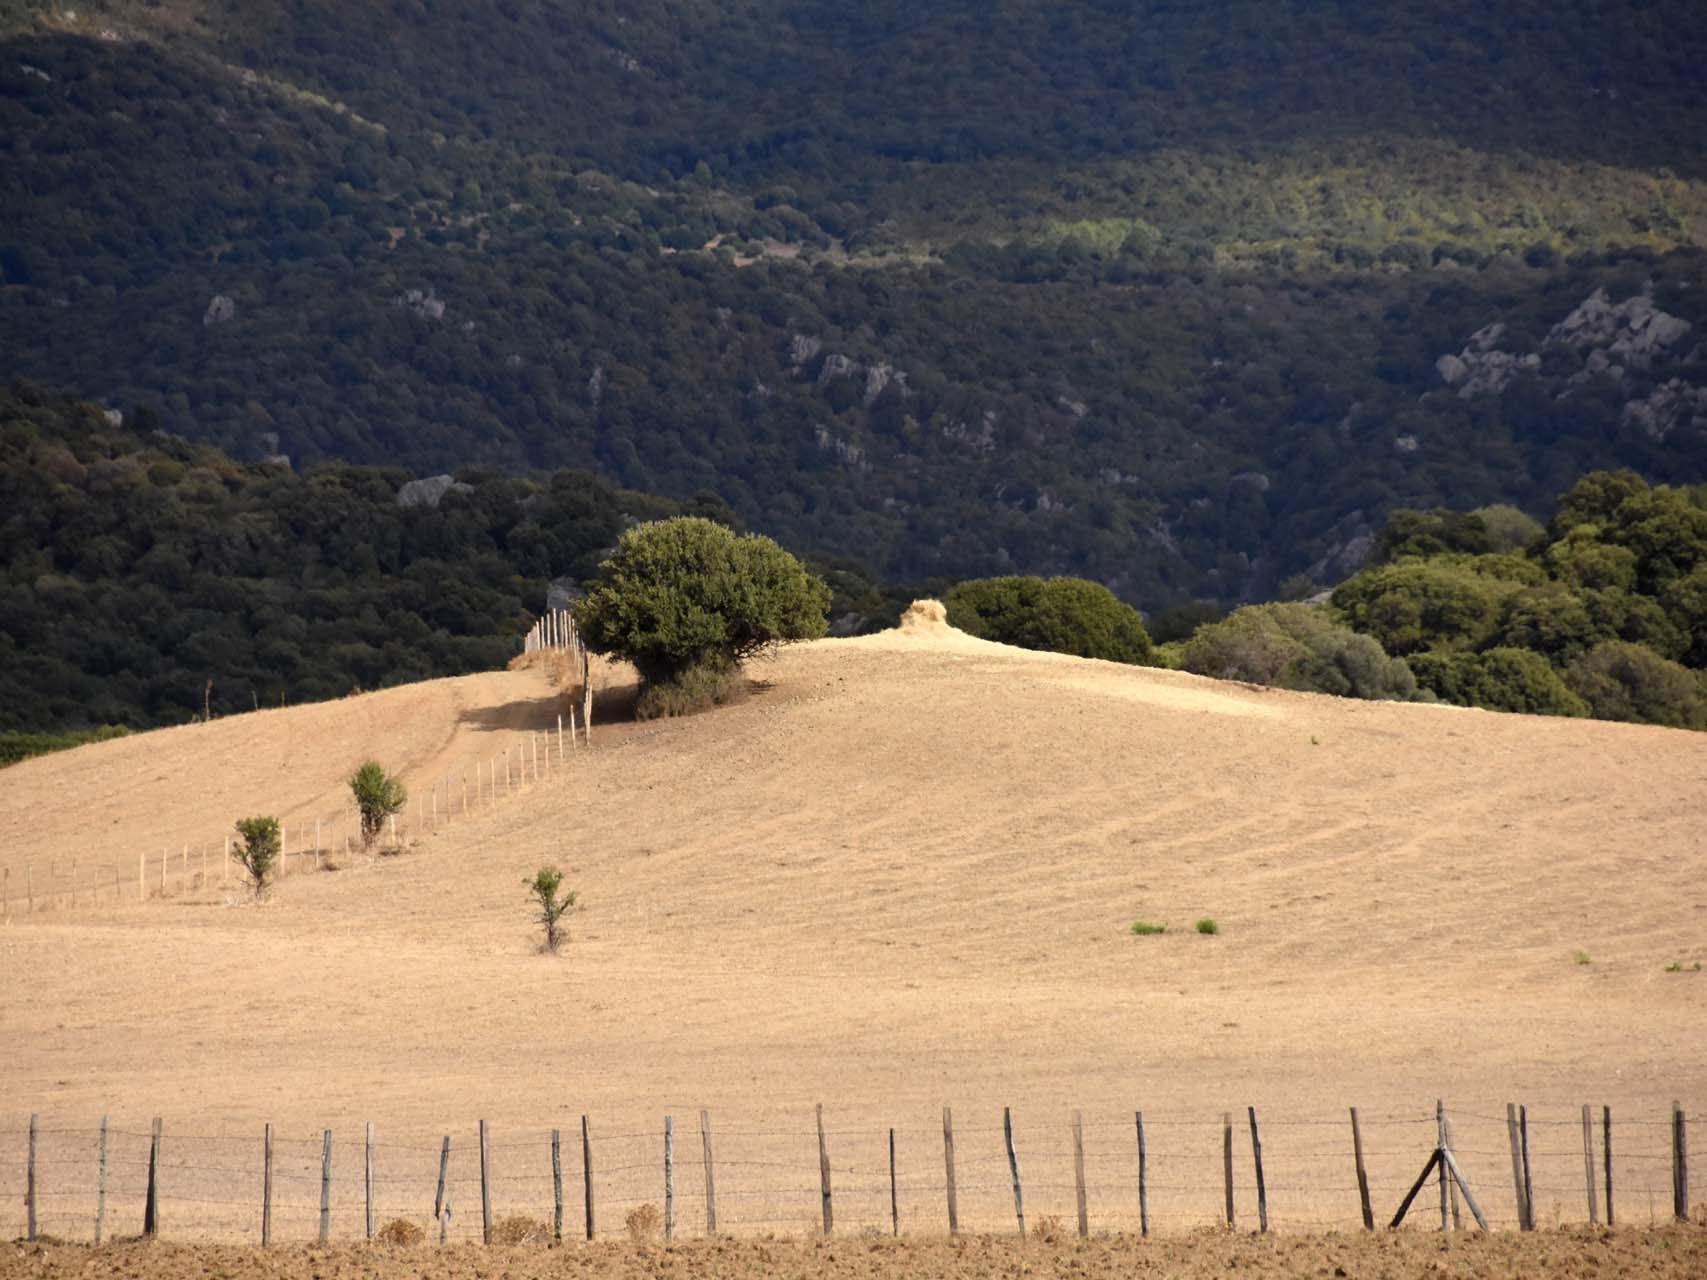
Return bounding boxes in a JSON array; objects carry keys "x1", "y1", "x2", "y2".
[
  {"x1": 26, "y1": 1114, "x2": 37, "y2": 1242},
  {"x1": 1506, "y1": 1103, "x2": 1531, "y2": 1231},
  {"x1": 262, "y1": 1123, "x2": 273, "y2": 1247},
  {"x1": 700, "y1": 1110, "x2": 717, "y2": 1235},
  {"x1": 433, "y1": 1136, "x2": 451, "y2": 1228},
  {"x1": 1003, "y1": 1106, "x2": 1025, "y2": 1237},
  {"x1": 889, "y1": 1128, "x2": 898, "y2": 1236},
  {"x1": 1351, "y1": 1107, "x2": 1374, "y2": 1230},
  {"x1": 1222, "y1": 1112, "x2": 1235, "y2": 1228},
  {"x1": 582, "y1": 1115, "x2": 594, "y2": 1241},
  {"x1": 479, "y1": 1119, "x2": 492, "y2": 1245},
  {"x1": 1072, "y1": 1110, "x2": 1089, "y2": 1239},
  {"x1": 95, "y1": 1114, "x2": 109, "y2": 1244},
  {"x1": 318, "y1": 1129, "x2": 332, "y2": 1243},
  {"x1": 1674, "y1": 1101, "x2": 1690, "y2": 1222},
  {"x1": 1603, "y1": 1107, "x2": 1614, "y2": 1226},
  {"x1": 942, "y1": 1106, "x2": 959, "y2": 1237},
  {"x1": 663, "y1": 1117, "x2": 674, "y2": 1241},
  {"x1": 1582, "y1": 1105, "x2": 1599, "y2": 1224},
  {"x1": 1519, "y1": 1106, "x2": 1534, "y2": 1228},
  {"x1": 817, "y1": 1104, "x2": 833, "y2": 1236},
  {"x1": 145, "y1": 1116, "x2": 162, "y2": 1237},
  {"x1": 552, "y1": 1129, "x2": 563, "y2": 1245},
  {"x1": 1136, "y1": 1112, "x2": 1150, "y2": 1237},
  {"x1": 1436, "y1": 1101, "x2": 1449, "y2": 1232},
  {"x1": 365, "y1": 1122, "x2": 375, "y2": 1241},
  {"x1": 1250, "y1": 1106, "x2": 1269, "y2": 1233}
]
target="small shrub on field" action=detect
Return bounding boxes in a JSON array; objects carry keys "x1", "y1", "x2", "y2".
[
  {"x1": 634, "y1": 659, "x2": 746, "y2": 719},
  {"x1": 625, "y1": 1203, "x2": 663, "y2": 1241},
  {"x1": 233, "y1": 815, "x2": 281, "y2": 900},
  {"x1": 1196, "y1": 917, "x2": 1219, "y2": 935},
  {"x1": 489, "y1": 1215, "x2": 551, "y2": 1246},
  {"x1": 1573, "y1": 950, "x2": 1591, "y2": 965},
  {"x1": 376, "y1": 1218, "x2": 423, "y2": 1246},
  {"x1": 1031, "y1": 1214, "x2": 1066, "y2": 1242},
  {"x1": 1131, "y1": 920, "x2": 1167, "y2": 936},
  {"x1": 349, "y1": 760, "x2": 406, "y2": 847},
  {"x1": 1664, "y1": 960, "x2": 1701, "y2": 973},
  {"x1": 527, "y1": 865, "x2": 578, "y2": 953}
]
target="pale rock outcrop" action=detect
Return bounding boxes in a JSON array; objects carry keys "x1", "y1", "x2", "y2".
[
  {"x1": 203, "y1": 295, "x2": 237, "y2": 326},
  {"x1": 1621, "y1": 380, "x2": 1707, "y2": 441},
  {"x1": 396, "y1": 475, "x2": 474, "y2": 509}
]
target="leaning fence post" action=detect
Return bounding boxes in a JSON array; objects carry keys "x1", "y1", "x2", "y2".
[
  {"x1": 1519, "y1": 1105, "x2": 1534, "y2": 1228},
  {"x1": 1136, "y1": 1111, "x2": 1150, "y2": 1237},
  {"x1": 262, "y1": 1123, "x2": 274, "y2": 1246},
  {"x1": 1072, "y1": 1110, "x2": 1089, "y2": 1239},
  {"x1": 816, "y1": 1103, "x2": 833, "y2": 1236},
  {"x1": 889, "y1": 1128, "x2": 899, "y2": 1236},
  {"x1": 95, "y1": 1114, "x2": 109, "y2": 1244},
  {"x1": 663, "y1": 1117, "x2": 675, "y2": 1241},
  {"x1": 318, "y1": 1129, "x2": 332, "y2": 1243},
  {"x1": 433, "y1": 1136, "x2": 451, "y2": 1227},
  {"x1": 1250, "y1": 1106, "x2": 1269, "y2": 1233},
  {"x1": 1003, "y1": 1106, "x2": 1025, "y2": 1237},
  {"x1": 26, "y1": 1114, "x2": 37, "y2": 1242},
  {"x1": 479, "y1": 1120, "x2": 492, "y2": 1245},
  {"x1": 943, "y1": 1106, "x2": 959, "y2": 1237},
  {"x1": 1350, "y1": 1107, "x2": 1374, "y2": 1230},
  {"x1": 700, "y1": 1110, "x2": 717, "y2": 1234},
  {"x1": 145, "y1": 1116, "x2": 162, "y2": 1237}
]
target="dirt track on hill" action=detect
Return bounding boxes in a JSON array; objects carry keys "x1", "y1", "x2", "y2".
[{"x1": 2, "y1": 607, "x2": 1703, "y2": 1240}]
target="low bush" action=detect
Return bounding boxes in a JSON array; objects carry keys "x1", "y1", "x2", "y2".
[
  {"x1": 945, "y1": 576, "x2": 1153, "y2": 663},
  {"x1": 625, "y1": 1203, "x2": 663, "y2": 1241},
  {"x1": 634, "y1": 659, "x2": 746, "y2": 720},
  {"x1": 375, "y1": 1218, "x2": 424, "y2": 1246},
  {"x1": 1195, "y1": 918, "x2": 1219, "y2": 935},
  {"x1": 1180, "y1": 603, "x2": 1417, "y2": 701},
  {"x1": 1564, "y1": 641, "x2": 1707, "y2": 729},
  {"x1": 1130, "y1": 920, "x2": 1167, "y2": 936}
]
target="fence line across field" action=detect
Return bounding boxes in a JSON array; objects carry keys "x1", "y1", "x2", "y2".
[
  {"x1": 3, "y1": 1101, "x2": 1695, "y2": 1246},
  {"x1": 1, "y1": 614, "x2": 591, "y2": 919}
]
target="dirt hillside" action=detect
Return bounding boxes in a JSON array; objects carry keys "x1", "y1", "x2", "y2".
[{"x1": 2, "y1": 609, "x2": 1703, "y2": 1243}]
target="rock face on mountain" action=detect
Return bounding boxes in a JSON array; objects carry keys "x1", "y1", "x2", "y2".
[
  {"x1": 396, "y1": 474, "x2": 473, "y2": 508},
  {"x1": 1437, "y1": 289, "x2": 1702, "y2": 440}
]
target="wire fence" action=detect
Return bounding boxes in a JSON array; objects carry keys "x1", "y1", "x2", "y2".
[{"x1": 2, "y1": 1102, "x2": 1696, "y2": 1244}]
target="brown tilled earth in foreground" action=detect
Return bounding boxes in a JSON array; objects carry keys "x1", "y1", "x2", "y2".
[
  {"x1": 1, "y1": 605, "x2": 1704, "y2": 1238},
  {"x1": 6, "y1": 1229, "x2": 1707, "y2": 1280}
]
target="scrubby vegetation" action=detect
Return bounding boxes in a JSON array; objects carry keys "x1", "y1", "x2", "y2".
[
  {"x1": 1179, "y1": 604, "x2": 1419, "y2": 702},
  {"x1": 946, "y1": 577, "x2": 1153, "y2": 664},
  {"x1": 232, "y1": 815, "x2": 281, "y2": 900},
  {"x1": 0, "y1": 725, "x2": 130, "y2": 768},
  {"x1": 576, "y1": 517, "x2": 830, "y2": 715},
  {"x1": 527, "y1": 866, "x2": 578, "y2": 955},
  {"x1": 349, "y1": 761, "x2": 406, "y2": 848}
]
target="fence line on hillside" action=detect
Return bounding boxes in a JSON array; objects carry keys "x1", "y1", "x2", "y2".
[
  {"x1": 2, "y1": 616, "x2": 590, "y2": 918},
  {"x1": 1, "y1": 1101, "x2": 1696, "y2": 1246}
]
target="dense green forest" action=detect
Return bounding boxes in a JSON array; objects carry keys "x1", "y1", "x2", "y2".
[{"x1": 3, "y1": 2, "x2": 1706, "y2": 615}]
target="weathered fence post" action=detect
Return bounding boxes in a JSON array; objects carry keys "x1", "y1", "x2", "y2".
[
  {"x1": 552, "y1": 1128, "x2": 563, "y2": 1245},
  {"x1": 1436, "y1": 1101, "x2": 1450, "y2": 1232},
  {"x1": 1250, "y1": 1107, "x2": 1269, "y2": 1233},
  {"x1": 1350, "y1": 1107, "x2": 1374, "y2": 1230},
  {"x1": 1519, "y1": 1106, "x2": 1534, "y2": 1228},
  {"x1": 1582, "y1": 1104, "x2": 1599, "y2": 1224},
  {"x1": 1674, "y1": 1101, "x2": 1690, "y2": 1222},
  {"x1": 1506, "y1": 1103, "x2": 1531, "y2": 1231},
  {"x1": 889, "y1": 1128, "x2": 899, "y2": 1236},
  {"x1": 26, "y1": 1114, "x2": 37, "y2": 1242},
  {"x1": 663, "y1": 1117, "x2": 675, "y2": 1241},
  {"x1": 700, "y1": 1110, "x2": 717, "y2": 1234},
  {"x1": 1222, "y1": 1111, "x2": 1235, "y2": 1228},
  {"x1": 318, "y1": 1129, "x2": 332, "y2": 1243},
  {"x1": 365, "y1": 1122, "x2": 375, "y2": 1241},
  {"x1": 1136, "y1": 1111, "x2": 1150, "y2": 1237},
  {"x1": 145, "y1": 1116, "x2": 162, "y2": 1237},
  {"x1": 1603, "y1": 1107, "x2": 1614, "y2": 1226},
  {"x1": 95, "y1": 1114, "x2": 109, "y2": 1244},
  {"x1": 1072, "y1": 1110, "x2": 1089, "y2": 1239},
  {"x1": 262, "y1": 1123, "x2": 273, "y2": 1247},
  {"x1": 433, "y1": 1136, "x2": 451, "y2": 1228},
  {"x1": 1003, "y1": 1106, "x2": 1025, "y2": 1237},
  {"x1": 942, "y1": 1106, "x2": 959, "y2": 1237},
  {"x1": 817, "y1": 1104, "x2": 833, "y2": 1236},
  {"x1": 582, "y1": 1115, "x2": 594, "y2": 1241},
  {"x1": 479, "y1": 1119, "x2": 492, "y2": 1245}
]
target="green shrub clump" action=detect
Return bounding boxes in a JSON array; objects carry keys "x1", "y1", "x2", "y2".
[
  {"x1": 233, "y1": 815, "x2": 282, "y2": 900},
  {"x1": 1179, "y1": 603, "x2": 1417, "y2": 701},
  {"x1": 1130, "y1": 920, "x2": 1167, "y2": 936},
  {"x1": 349, "y1": 760, "x2": 407, "y2": 848},
  {"x1": 945, "y1": 576, "x2": 1153, "y2": 664},
  {"x1": 576, "y1": 517, "x2": 830, "y2": 715}
]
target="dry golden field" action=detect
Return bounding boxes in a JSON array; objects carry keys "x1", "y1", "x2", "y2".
[{"x1": 2, "y1": 606, "x2": 1704, "y2": 1255}]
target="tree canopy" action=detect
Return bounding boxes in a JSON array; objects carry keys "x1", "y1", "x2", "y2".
[{"x1": 945, "y1": 576, "x2": 1153, "y2": 664}]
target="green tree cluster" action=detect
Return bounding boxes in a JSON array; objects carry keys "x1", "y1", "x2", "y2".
[
  {"x1": 1178, "y1": 603, "x2": 1418, "y2": 702},
  {"x1": 945, "y1": 576, "x2": 1152, "y2": 664}
]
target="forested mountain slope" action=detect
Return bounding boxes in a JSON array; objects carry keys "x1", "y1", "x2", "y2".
[{"x1": 3, "y1": 1, "x2": 1706, "y2": 608}]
